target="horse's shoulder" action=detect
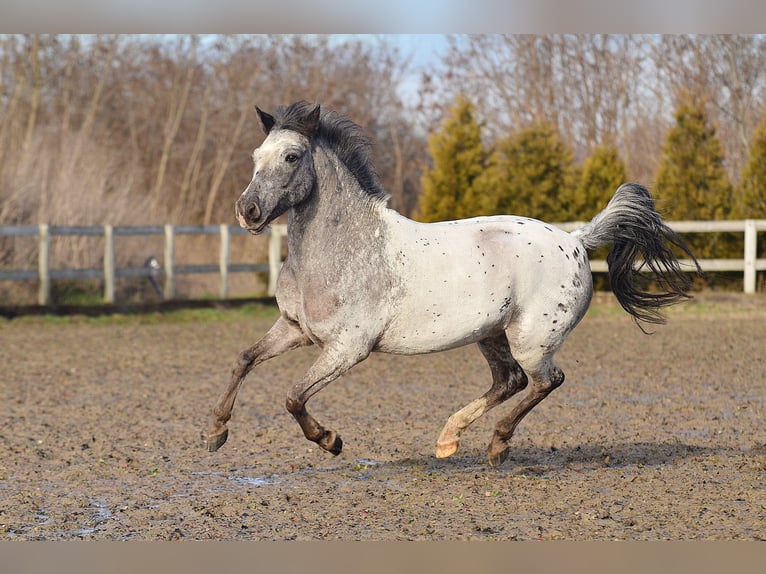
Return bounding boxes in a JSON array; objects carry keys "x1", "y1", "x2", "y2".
[{"x1": 275, "y1": 261, "x2": 301, "y2": 318}]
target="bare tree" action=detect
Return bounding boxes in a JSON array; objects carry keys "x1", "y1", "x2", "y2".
[
  {"x1": 422, "y1": 35, "x2": 654, "y2": 172},
  {"x1": 152, "y1": 36, "x2": 198, "y2": 205},
  {"x1": 422, "y1": 34, "x2": 766, "y2": 187},
  {"x1": 655, "y1": 35, "x2": 766, "y2": 183},
  {"x1": 0, "y1": 34, "x2": 421, "y2": 272}
]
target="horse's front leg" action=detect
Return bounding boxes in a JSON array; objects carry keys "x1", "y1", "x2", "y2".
[
  {"x1": 206, "y1": 315, "x2": 312, "y2": 452},
  {"x1": 285, "y1": 343, "x2": 371, "y2": 455}
]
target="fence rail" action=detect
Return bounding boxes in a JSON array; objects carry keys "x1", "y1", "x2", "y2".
[
  {"x1": 1, "y1": 220, "x2": 764, "y2": 305},
  {"x1": 0, "y1": 223, "x2": 286, "y2": 305}
]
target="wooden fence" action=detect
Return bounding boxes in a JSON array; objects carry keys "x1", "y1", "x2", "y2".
[
  {"x1": 0, "y1": 223, "x2": 286, "y2": 305},
  {"x1": 0, "y1": 220, "x2": 764, "y2": 305}
]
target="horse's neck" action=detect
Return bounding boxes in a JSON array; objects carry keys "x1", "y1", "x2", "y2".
[{"x1": 288, "y1": 147, "x2": 387, "y2": 257}]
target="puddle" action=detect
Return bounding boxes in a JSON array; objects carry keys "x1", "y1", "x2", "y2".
[
  {"x1": 231, "y1": 474, "x2": 281, "y2": 487},
  {"x1": 67, "y1": 498, "x2": 117, "y2": 538},
  {"x1": 208, "y1": 458, "x2": 385, "y2": 491}
]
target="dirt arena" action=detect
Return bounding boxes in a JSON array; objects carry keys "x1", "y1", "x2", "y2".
[{"x1": 1, "y1": 292, "x2": 764, "y2": 540}]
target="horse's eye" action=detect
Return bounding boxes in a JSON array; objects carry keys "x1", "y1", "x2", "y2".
[{"x1": 285, "y1": 153, "x2": 299, "y2": 163}]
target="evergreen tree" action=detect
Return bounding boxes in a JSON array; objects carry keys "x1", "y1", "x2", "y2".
[
  {"x1": 736, "y1": 112, "x2": 766, "y2": 219},
  {"x1": 418, "y1": 96, "x2": 487, "y2": 222},
  {"x1": 479, "y1": 121, "x2": 577, "y2": 221},
  {"x1": 736, "y1": 112, "x2": 766, "y2": 283},
  {"x1": 574, "y1": 143, "x2": 628, "y2": 289},
  {"x1": 654, "y1": 94, "x2": 733, "y2": 258},
  {"x1": 573, "y1": 143, "x2": 627, "y2": 221}
]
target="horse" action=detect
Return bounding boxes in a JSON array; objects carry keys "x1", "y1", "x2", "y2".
[{"x1": 205, "y1": 101, "x2": 701, "y2": 467}]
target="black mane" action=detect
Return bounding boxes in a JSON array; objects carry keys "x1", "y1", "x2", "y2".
[{"x1": 271, "y1": 102, "x2": 388, "y2": 201}]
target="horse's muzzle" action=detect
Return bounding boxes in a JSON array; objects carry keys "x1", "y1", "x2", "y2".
[{"x1": 236, "y1": 196, "x2": 262, "y2": 231}]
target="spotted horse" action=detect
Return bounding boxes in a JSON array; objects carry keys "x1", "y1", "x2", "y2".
[{"x1": 205, "y1": 102, "x2": 701, "y2": 466}]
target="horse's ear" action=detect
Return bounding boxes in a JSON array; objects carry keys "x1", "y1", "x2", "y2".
[
  {"x1": 303, "y1": 104, "x2": 320, "y2": 137},
  {"x1": 255, "y1": 106, "x2": 275, "y2": 135}
]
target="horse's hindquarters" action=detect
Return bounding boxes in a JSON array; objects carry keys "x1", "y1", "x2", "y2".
[{"x1": 377, "y1": 213, "x2": 593, "y2": 356}]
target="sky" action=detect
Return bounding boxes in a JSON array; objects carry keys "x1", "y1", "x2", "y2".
[
  {"x1": 331, "y1": 34, "x2": 450, "y2": 104},
  {"x1": 5, "y1": 1, "x2": 766, "y2": 33},
  {"x1": 382, "y1": 34, "x2": 451, "y2": 69},
  {"x1": 327, "y1": 34, "x2": 450, "y2": 70},
  {"x1": 391, "y1": 35, "x2": 450, "y2": 102}
]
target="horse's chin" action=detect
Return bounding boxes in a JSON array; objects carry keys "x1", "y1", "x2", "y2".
[
  {"x1": 245, "y1": 223, "x2": 269, "y2": 235},
  {"x1": 238, "y1": 214, "x2": 270, "y2": 235}
]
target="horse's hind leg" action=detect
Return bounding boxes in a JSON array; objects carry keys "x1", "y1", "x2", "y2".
[
  {"x1": 487, "y1": 350, "x2": 565, "y2": 467},
  {"x1": 435, "y1": 334, "x2": 528, "y2": 459},
  {"x1": 206, "y1": 316, "x2": 312, "y2": 452}
]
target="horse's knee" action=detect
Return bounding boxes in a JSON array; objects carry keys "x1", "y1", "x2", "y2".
[{"x1": 233, "y1": 348, "x2": 255, "y2": 378}]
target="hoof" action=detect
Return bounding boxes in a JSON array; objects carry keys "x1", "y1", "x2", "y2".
[
  {"x1": 435, "y1": 439, "x2": 459, "y2": 459},
  {"x1": 206, "y1": 427, "x2": 229, "y2": 452},
  {"x1": 488, "y1": 447, "x2": 509, "y2": 468},
  {"x1": 329, "y1": 435, "x2": 343, "y2": 456},
  {"x1": 320, "y1": 431, "x2": 343, "y2": 456}
]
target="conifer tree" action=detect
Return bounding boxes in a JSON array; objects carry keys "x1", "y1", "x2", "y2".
[
  {"x1": 418, "y1": 96, "x2": 487, "y2": 222},
  {"x1": 736, "y1": 112, "x2": 766, "y2": 219},
  {"x1": 736, "y1": 112, "x2": 766, "y2": 279},
  {"x1": 654, "y1": 94, "x2": 733, "y2": 258},
  {"x1": 573, "y1": 143, "x2": 627, "y2": 220},
  {"x1": 479, "y1": 121, "x2": 577, "y2": 221}
]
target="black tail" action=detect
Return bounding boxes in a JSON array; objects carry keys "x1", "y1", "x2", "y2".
[{"x1": 571, "y1": 183, "x2": 702, "y2": 330}]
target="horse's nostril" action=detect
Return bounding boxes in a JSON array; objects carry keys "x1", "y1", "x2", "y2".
[{"x1": 245, "y1": 202, "x2": 260, "y2": 221}]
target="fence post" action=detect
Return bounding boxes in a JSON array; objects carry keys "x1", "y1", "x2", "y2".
[
  {"x1": 268, "y1": 226, "x2": 282, "y2": 296},
  {"x1": 164, "y1": 224, "x2": 175, "y2": 300},
  {"x1": 38, "y1": 223, "x2": 50, "y2": 305},
  {"x1": 219, "y1": 224, "x2": 230, "y2": 300},
  {"x1": 104, "y1": 224, "x2": 115, "y2": 303},
  {"x1": 744, "y1": 219, "x2": 756, "y2": 294}
]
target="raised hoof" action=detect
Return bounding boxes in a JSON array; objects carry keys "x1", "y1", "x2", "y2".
[
  {"x1": 435, "y1": 440, "x2": 459, "y2": 459},
  {"x1": 488, "y1": 444, "x2": 509, "y2": 467},
  {"x1": 329, "y1": 435, "x2": 343, "y2": 456},
  {"x1": 206, "y1": 427, "x2": 229, "y2": 452},
  {"x1": 319, "y1": 431, "x2": 343, "y2": 456}
]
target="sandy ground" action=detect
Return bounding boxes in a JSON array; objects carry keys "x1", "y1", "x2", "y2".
[{"x1": 1, "y1": 292, "x2": 764, "y2": 540}]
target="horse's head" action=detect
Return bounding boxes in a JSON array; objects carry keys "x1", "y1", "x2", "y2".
[{"x1": 236, "y1": 103, "x2": 320, "y2": 234}]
